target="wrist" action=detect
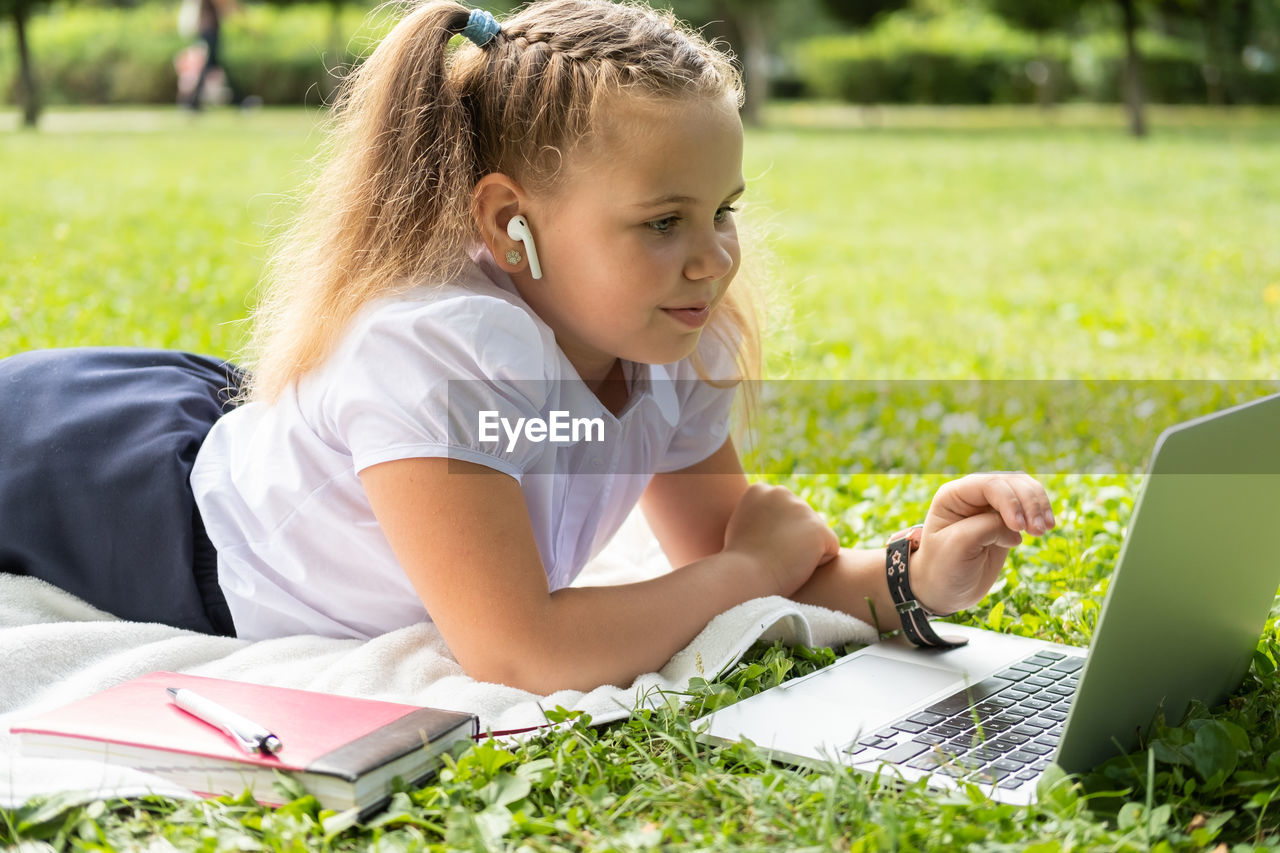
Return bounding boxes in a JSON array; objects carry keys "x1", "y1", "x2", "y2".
[
  {"x1": 721, "y1": 546, "x2": 783, "y2": 598},
  {"x1": 885, "y1": 527, "x2": 967, "y2": 650},
  {"x1": 905, "y1": 544, "x2": 950, "y2": 618}
]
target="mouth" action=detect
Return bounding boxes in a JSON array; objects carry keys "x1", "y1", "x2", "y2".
[{"x1": 661, "y1": 302, "x2": 711, "y2": 328}]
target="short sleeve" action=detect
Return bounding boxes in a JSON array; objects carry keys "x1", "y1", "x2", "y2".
[
  {"x1": 307, "y1": 288, "x2": 558, "y2": 481},
  {"x1": 654, "y1": 332, "x2": 740, "y2": 473}
]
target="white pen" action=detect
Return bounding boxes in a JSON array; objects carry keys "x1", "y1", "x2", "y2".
[{"x1": 166, "y1": 687, "x2": 283, "y2": 755}]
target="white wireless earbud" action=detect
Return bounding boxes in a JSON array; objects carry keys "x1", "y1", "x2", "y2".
[{"x1": 505, "y1": 215, "x2": 542, "y2": 280}]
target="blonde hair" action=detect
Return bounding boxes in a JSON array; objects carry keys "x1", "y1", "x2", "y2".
[{"x1": 246, "y1": 0, "x2": 762, "y2": 401}]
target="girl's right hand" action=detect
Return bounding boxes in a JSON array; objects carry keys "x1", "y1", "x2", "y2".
[{"x1": 722, "y1": 484, "x2": 841, "y2": 597}]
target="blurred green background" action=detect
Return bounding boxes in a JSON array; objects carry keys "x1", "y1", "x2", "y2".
[{"x1": 3, "y1": 0, "x2": 1279, "y2": 129}]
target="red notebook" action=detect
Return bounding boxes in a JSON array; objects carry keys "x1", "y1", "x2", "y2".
[{"x1": 13, "y1": 672, "x2": 478, "y2": 814}]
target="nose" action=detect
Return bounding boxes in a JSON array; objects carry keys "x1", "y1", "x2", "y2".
[{"x1": 683, "y1": 228, "x2": 737, "y2": 283}]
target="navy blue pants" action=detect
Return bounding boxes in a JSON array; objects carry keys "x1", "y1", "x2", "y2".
[{"x1": 0, "y1": 348, "x2": 242, "y2": 636}]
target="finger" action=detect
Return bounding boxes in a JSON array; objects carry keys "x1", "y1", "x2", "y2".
[
  {"x1": 1007, "y1": 473, "x2": 1054, "y2": 534},
  {"x1": 816, "y1": 525, "x2": 841, "y2": 566},
  {"x1": 929, "y1": 474, "x2": 1021, "y2": 532},
  {"x1": 957, "y1": 509, "x2": 1024, "y2": 551},
  {"x1": 976, "y1": 474, "x2": 1030, "y2": 534},
  {"x1": 824, "y1": 524, "x2": 841, "y2": 560}
]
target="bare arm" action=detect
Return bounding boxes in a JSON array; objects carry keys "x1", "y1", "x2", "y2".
[
  {"x1": 639, "y1": 440, "x2": 909, "y2": 630},
  {"x1": 639, "y1": 437, "x2": 748, "y2": 568},
  {"x1": 359, "y1": 456, "x2": 782, "y2": 694},
  {"x1": 638, "y1": 449, "x2": 1054, "y2": 634}
]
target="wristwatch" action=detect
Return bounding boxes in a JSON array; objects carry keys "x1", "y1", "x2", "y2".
[{"x1": 885, "y1": 525, "x2": 967, "y2": 650}]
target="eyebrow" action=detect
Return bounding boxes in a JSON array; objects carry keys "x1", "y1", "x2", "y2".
[{"x1": 631, "y1": 184, "x2": 747, "y2": 208}]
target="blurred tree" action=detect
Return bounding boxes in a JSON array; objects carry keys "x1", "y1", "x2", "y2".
[
  {"x1": 1073, "y1": 0, "x2": 1149, "y2": 135},
  {"x1": 1152, "y1": 0, "x2": 1262, "y2": 103},
  {"x1": 1, "y1": 0, "x2": 50, "y2": 127},
  {"x1": 816, "y1": 0, "x2": 910, "y2": 27},
  {"x1": 1114, "y1": 0, "x2": 1149, "y2": 136},
  {"x1": 254, "y1": 0, "x2": 365, "y2": 96},
  {"x1": 986, "y1": 0, "x2": 1081, "y2": 107},
  {"x1": 670, "y1": 0, "x2": 900, "y2": 124},
  {"x1": 712, "y1": 0, "x2": 775, "y2": 125},
  {"x1": 670, "y1": 0, "x2": 781, "y2": 126}
]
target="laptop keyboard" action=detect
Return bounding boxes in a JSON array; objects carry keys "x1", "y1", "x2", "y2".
[{"x1": 843, "y1": 649, "x2": 1084, "y2": 790}]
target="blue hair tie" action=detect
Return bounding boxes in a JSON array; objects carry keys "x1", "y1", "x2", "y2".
[{"x1": 460, "y1": 8, "x2": 501, "y2": 47}]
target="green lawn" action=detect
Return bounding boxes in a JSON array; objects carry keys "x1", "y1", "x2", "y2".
[{"x1": 3, "y1": 104, "x2": 1280, "y2": 850}]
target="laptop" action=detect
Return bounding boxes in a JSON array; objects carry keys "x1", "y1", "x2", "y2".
[{"x1": 697, "y1": 393, "x2": 1280, "y2": 804}]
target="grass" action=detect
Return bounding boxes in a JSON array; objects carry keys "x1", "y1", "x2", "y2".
[{"x1": 3, "y1": 103, "x2": 1280, "y2": 850}]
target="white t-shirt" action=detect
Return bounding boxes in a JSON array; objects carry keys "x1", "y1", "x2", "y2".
[{"x1": 190, "y1": 252, "x2": 737, "y2": 641}]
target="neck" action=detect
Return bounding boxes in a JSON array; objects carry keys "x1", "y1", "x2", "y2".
[{"x1": 572, "y1": 357, "x2": 628, "y2": 416}]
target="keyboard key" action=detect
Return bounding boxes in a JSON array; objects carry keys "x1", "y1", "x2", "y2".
[
  {"x1": 880, "y1": 741, "x2": 930, "y2": 763},
  {"x1": 1024, "y1": 717, "x2": 1056, "y2": 730},
  {"x1": 1007, "y1": 750, "x2": 1040, "y2": 764},
  {"x1": 907, "y1": 752, "x2": 948, "y2": 771},
  {"x1": 1016, "y1": 769, "x2": 1041, "y2": 781},
  {"x1": 998, "y1": 778, "x2": 1025, "y2": 790},
  {"x1": 907, "y1": 711, "x2": 947, "y2": 726},
  {"x1": 969, "y1": 745, "x2": 1004, "y2": 763},
  {"x1": 1035, "y1": 736, "x2": 1059, "y2": 747},
  {"x1": 1024, "y1": 676, "x2": 1054, "y2": 688},
  {"x1": 991, "y1": 758, "x2": 1026, "y2": 772},
  {"x1": 926, "y1": 676, "x2": 1015, "y2": 716},
  {"x1": 933, "y1": 724, "x2": 964, "y2": 739},
  {"x1": 893, "y1": 720, "x2": 928, "y2": 734},
  {"x1": 993, "y1": 734, "x2": 1030, "y2": 749},
  {"x1": 1011, "y1": 661, "x2": 1046, "y2": 673},
  {"x1": 995, "y1": 668, "x2": 1030, "y2": 681},
  {"x1": 1031, "y1": 650, "x2": 1067, "y2": 661},
  {"x1": 914, "y1": 733, "x2": 947, "y2": 746},
  {"x1": 1022, "y1": 743, "x2": 1054, "y2": 756},
  {"x1": 1046, "y1": 685, "x2": 1074, "y2": 697},
  {"x1": 1032, "y1": 759, "x2": 1054, "y2": 771},
  {"x1": 1043, "y1": 710, "x2": 1068, "y2": 722},
  {"x1": 1050, "y1": 657, "x2": 1085, "y2": 674}
]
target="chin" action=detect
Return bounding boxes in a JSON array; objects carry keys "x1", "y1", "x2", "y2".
[{"x1": 652, "y1": 337, "x2": 703, "y2": 366}]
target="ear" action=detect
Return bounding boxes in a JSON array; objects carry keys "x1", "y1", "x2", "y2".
[{"x1": 472, "y1": 174, "x2": 527, "y2": 275}]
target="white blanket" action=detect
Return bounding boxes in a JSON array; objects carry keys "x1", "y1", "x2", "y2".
[{"x1": 0, "y1": 513, "x2": 876, "y2": 808}]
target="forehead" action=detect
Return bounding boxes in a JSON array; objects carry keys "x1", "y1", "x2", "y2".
[{"x1": 556, "y1": 93, "x2": 744, "y2": 203}]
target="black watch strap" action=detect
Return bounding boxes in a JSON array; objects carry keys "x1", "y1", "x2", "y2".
[{"x1": 886, "y1": 537, "x2": 968, "y2": 650}]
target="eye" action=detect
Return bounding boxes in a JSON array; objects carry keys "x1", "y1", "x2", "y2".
[
  {"x1": 647, "y1": 216, "x2": 680, "y2": 234},
  {"x1": 714, "y1": 205, "x2": 739, "y2": 224}
]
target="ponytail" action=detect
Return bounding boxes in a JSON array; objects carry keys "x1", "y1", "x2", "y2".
[{"x1": 247, "y1": 1, "x2": 482, "y2": 402}]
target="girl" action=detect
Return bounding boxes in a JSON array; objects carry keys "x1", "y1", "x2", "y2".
[{"x1": 0, "y1": 0, "x2": 1053, "y2": 694}]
